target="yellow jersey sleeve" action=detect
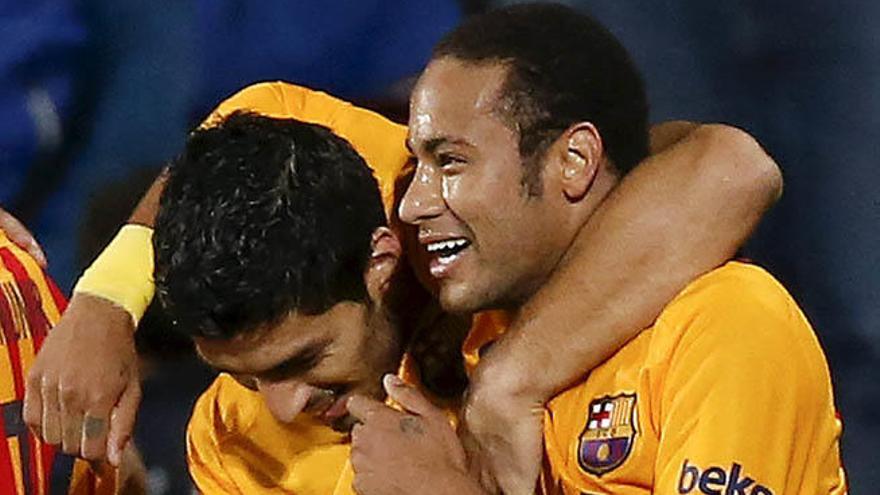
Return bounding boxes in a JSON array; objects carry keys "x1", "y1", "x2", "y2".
[
  {"x1": 203, "y1": 81, "x2": 411, "y2": 214},
  {"x1": 653, "y1": 263, "x2": 845, "y2": 495}
]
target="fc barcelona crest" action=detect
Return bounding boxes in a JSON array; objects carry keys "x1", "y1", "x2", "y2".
[{"x1": 577, "y1": 393, "x2": 637, "y2": 476}]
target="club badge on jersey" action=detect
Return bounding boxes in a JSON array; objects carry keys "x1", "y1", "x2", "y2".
[{"x1": 577, "y1": 393, "x2": 638, "y2": 476}]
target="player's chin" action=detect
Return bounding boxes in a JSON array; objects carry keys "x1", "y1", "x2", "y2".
[{"x1": 439, "y1": 282, "x2": 491, "y2": 314}]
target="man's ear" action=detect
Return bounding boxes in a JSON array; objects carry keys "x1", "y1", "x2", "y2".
[
  {"x1": 365, "y1": 226, "x2": 403, "y2": 302},
  {"x1": 559, "y1": 122, "x2": 603, "y2": 201}
]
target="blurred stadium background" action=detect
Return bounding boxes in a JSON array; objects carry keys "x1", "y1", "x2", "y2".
[{"x1": 1, "y1": 0, "x2": 877, "y2": 492}]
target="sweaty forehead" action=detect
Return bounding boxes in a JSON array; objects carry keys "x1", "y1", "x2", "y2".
[{"x1": 408, "y1": 58, "x2": 510, "y2": 146}]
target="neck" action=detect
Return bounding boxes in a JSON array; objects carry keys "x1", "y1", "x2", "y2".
[
  {"x1": 513, "y1": 167, "x2": 620, "y2": 319},
  {"x1": 559, "y1": 168, "x2": 619, "y2": 270}
]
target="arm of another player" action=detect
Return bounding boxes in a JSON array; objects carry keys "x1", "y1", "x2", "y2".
[
  {"x1": 23, "y1": 172, "x2": 164, "y2": 465},
  {"x1": 461, "y1": 123, "x2": 783, "y2": 494}
]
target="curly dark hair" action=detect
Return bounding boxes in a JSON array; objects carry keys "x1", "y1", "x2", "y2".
[
  {"x1": 154, "y1": 112, "x2": 386, "y2": 339},
  {"x1": 433, "y1": 2, "x2": 650, "y2": 193}
]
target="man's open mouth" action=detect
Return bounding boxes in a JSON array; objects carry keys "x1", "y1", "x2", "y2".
[{"x1": 425, "y1": 238, "x2": 471, "y2": 263}]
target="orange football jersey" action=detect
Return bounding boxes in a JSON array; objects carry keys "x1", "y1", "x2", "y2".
[
  {"x1": 480, "y1": 262, "x2": 844, "y2": 495},
  {"x1": 0, "y1": 231, "x2": 117, "y2": 495}
]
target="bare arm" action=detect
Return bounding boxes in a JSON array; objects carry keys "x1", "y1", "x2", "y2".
[
  {"x1": 463, "y1": 123, "x2": 782, "y2": 494},
  {"x1": 494, "y1": 123, "x2": 780, "y2": 397},
  {"x1": 127, "y1": 167, "x2": 168, "y2": 227},
  {"x1": 23, "y1": 170, "x2": 167, "y2": 465}
]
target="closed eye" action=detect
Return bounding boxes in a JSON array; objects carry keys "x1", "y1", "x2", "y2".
[
  {"x1": 260, "y1": 339, "x2": 333, "y2": 382},
  {"x1": 437, "y1": 153, "x2": 467, "y2": 169}
]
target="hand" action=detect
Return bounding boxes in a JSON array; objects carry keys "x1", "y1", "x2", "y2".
[
  {"x1": 460, "y1": 360, "x2": 545, "y2": 495},
  {"x1": 0, "y1": 207, "x2": 47, "y2": 267},
  {"x1": 348, "y1": 375, "x2": 484, "y2": 495},
  {"x1": 23, "y1": 293, "x2": 141, "y2": 466}
]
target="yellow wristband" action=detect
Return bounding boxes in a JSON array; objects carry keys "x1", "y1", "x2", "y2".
[{"x1": 73, "y1": 224, "x2": 155, "y2": 325}]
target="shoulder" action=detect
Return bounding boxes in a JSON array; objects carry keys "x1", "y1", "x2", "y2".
[
  {"x1": 647, "y1": 263, "x2": 843, "y2": 494},
  {"x1": 205, "y1": 81, "x2": 291, "y2": 122},
  {"x1": 657, "y1": 262, "x2": 813, "y2": 347},
  {"x1": 652, "y1": 262, "x2": 831, "y2": 398},
  {"x1": 665, "y1": 262, "x2": 797, "y2": 314},
  {"x1": 204, "y1": 81, "x2": 406, "y2": 149}
]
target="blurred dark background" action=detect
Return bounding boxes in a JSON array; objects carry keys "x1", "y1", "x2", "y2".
[{"x1": 1, "y1": 0, "x2": 876, "y2": 493}]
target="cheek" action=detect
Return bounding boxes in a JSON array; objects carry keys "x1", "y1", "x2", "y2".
[
  {"x1": 319, "y1": 335, "x2": 378, "y2": 380},
  {"x1": 440, "y1": 174, "x2": 462, "y2": 206},
  {"x1": 442, "y1": 172, "x2": 517, "y2": 225}
]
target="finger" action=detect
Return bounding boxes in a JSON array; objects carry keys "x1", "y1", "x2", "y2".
[
  {"x1": 0, "y1": 209, "x2": 47, "y2": 267},
  {"x1": 23, "y1": 370, "x2": 43, "y2": 436},
  {"x1": 350, "y1": 423, "x2": 364, "y2": 444},
  {"x1": 346, "y1": 395, "x2": 389, "y2": 424},
  {"x1": 352, "y1": 471, "x2": 377, "y2": 495},
  {"x1": 60, "y1": 404, "x2": 83, "y2": 455},
  {"x1": 22, "y1": 235, "x2": 47, "y2": 268},
  {"x1": 59, "y1": 377, "x2": 89, "y2": 455},
  {"x1": 27, "y1": 240, "x2": 48, "y2": 268},
  {"x1": 41, "y1": 378, "x2": 62, "y2": 444},
  {"x1": 107, "y1": 378, "x2": 141, "y2": 467},
  {"x1": 382, "y1": 374, "x2": 439, "y2": 418},
  {"x1": 349, "y1": 422, "x2": 374, "y2": 461},
  {"x1": 80, "y1": 412, "x2": 110, "y2": 461},
  {"x1": 350, "y1": 425, "x2": 367, "y2": 465}
]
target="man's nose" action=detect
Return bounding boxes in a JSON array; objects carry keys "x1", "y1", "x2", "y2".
[
  {"x1": 398, "y1": 163, "x2": 444, "y2": 225},
  {"x1": 256, "y1": 379, "x2": 316, "y2": 423}
]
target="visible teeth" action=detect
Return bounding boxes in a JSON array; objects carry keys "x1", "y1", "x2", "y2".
[{"x1": 426, "y1": 238, "x2": 469, "y2": 253}]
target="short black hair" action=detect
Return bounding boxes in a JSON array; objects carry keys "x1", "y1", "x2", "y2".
[
  {"x1": 154, "y1": 112, "x2": 386, "y2": 339},
  {"x1": 433, "y1": 2, "x2": 649, "y2": 192}
]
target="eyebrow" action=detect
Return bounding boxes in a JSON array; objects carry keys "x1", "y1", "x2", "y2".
[
  {"x1": 260, "y1": 338, "x2": 333, "y2": 382},
  {"x1": 407, "y1": 136, "x2": 474, "y2": 155},
  {"x1": 213, "y1": 337, "x2": 333, "y2": 381}
]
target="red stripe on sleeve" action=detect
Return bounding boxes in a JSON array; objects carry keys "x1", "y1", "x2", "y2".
[
  {"x1": 0, "y1": 248, "x2": 56, "y2": 351},
  {"x1": 0, "y1": 404, "x2": 22, "y2": 495},
  {"x1": 28, "y1": 432, "x2": 43, "y2": 495},
  {"x1": 0, "y1": 285, "x2": 25, "y2": 399},
  {"x1": 44, "y1": 278, "x2": 67, "y2": 315},
  {"x1": 41, "y1": 442, "x2": 56, "y2": 495},
  {"x1": 0, "y1": 245, "x2": 69, "y2": 494}
]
